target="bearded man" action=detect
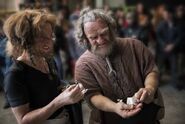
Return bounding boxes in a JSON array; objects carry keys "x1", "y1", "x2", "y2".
[{"x1": 75, "y1": 8, "x2": 164, "y2": 124}]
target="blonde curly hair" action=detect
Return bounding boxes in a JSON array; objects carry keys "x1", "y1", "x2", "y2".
[{"x1": 3, "y1": 9, "x2": 56, "y2": 58}]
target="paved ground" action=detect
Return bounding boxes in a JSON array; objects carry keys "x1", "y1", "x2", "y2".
[{"x1": 0, "y1": 82, "x2": 185, "y2": 124}]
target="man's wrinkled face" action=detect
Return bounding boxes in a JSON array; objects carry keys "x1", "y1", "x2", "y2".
[{"x1": 84, "y1": 19, "x2": 114, "y2": 57}]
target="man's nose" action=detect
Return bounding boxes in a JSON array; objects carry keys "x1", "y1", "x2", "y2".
[{"x1": 96, "y1": 36, "x2": 104, "y2": 44}]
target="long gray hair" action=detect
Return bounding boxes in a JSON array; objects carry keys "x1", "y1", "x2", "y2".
[{"x1": 75, "y1": 7, "x2": 117, "y2": 49}]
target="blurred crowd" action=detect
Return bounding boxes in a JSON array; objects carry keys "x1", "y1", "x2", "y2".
[
  {"x1": 0, "y1": 1, "x2": 185, "y2": 94},
  {"x1": 114, "y1": 3, "x2": 185, "y2": 91}
]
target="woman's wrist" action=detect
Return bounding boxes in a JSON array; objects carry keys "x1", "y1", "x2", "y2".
[{"x1": 52, "y1": 97, "x2": 65, "y2": 110}]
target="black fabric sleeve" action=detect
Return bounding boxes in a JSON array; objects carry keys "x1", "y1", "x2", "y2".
[{"x1": 4, "y1": 66, "x2": 29, "y2": 107}]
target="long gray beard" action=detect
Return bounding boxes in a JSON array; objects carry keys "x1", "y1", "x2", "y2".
[{"x1": 91, "y1": 41, "x2": 115, "y2": 57}]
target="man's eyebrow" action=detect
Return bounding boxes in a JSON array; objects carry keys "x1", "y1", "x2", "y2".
[
  {"x1": 88, "y1": 34, "x2": 97, "y2": 38},
  {"x1": 99, "y1": 27, "x2": 109, "y2": 33},
  {"x1": 87, "y1": 27, "x2": 109, "y2": 38}
]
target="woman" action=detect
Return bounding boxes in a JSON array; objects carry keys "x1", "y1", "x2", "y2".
[{"x1": 3, "y1": 9, "x2": 86, "y2": 124}]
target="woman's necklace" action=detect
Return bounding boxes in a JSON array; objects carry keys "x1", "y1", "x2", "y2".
[
  {"x1": 18, "y1": 53, "x2": 53, "y2": 80},
  {"x1": 40, "y1": 58, "x2": 53, "y2": 80},
  {"x1": 31, "y1": 58, "x2": 53, "y2": 80}
]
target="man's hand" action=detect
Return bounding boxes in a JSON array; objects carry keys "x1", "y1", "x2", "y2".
[
  {"x1": 115, "y1": 101, "x2": 142, "y2": 118},
  {"x1": 164, "y1": 43, "x2": 174, "y2": 53},
  {"x1": 134, "y1": 87, "x2": 155, "y2": 104}
]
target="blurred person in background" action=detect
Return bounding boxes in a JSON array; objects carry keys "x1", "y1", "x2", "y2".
[
  {"x1": 135, "y1": 3, "x2": 155, "y2": 47},
  {"x1": 156, "y1": 6, "x2": 181, "y2": 88},
  {"x1": 0, "y1": 19, "x2": 5, "y2": 91},
  {"x1": 75, "y1": 8, "x2": 164, "y2": 124},
  {"x1": 3, "y1": 9, "x2": 86, "y2": 124},
  {"x1": 114, "y1": 7, "x2": 127, "y2": 38},
  {"x1": 152, "y1": 4, "x2": 165, "y2": 32},
  {"x1": 103, "y1": 4, "x2": 113, "y2": 16},
  {"x1": 174, "y1": 5, "x2": 185, "y2": 89},
  {"x1": 66, "y1": 12, "x2": 85, "y2": 76},
  {"x1": 175, "y1": 5, "x2": 185, "y2": 63},
  {"x1": 55, "y1": 7, "x2": 72, "y2": 79},
  {"x1": 56, "y1": 5, "x2": 70, "y2": 33},
  {"x1": 123, "y1": 12, "x2": 140, "y2": 39},
  {"x1": 135, "y1": 2, "x2": 150, "y2": 26},
  {"x1": 1, "y1": 19, "x2": 21, "y2": 109},
  {"x1": 151, "y1": 4, "x2": 166, "y2": 67}
]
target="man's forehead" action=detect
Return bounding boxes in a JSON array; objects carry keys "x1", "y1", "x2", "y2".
[{"x1": 84, "y1": 19, "x2": 108, "y2": 33}]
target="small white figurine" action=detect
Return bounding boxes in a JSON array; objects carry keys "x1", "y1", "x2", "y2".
[{"x1": 126, "y1": 97, "x2": 138, "y2": 105}]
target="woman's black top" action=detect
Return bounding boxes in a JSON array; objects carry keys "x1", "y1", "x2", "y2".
[{"x1": 4, "y1": 60, "x2": 63, "y2": 119}]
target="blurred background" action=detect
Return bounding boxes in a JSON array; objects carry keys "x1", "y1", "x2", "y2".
[{"x1": 0, "y1": 0, "x2": 185, "y2": 124}]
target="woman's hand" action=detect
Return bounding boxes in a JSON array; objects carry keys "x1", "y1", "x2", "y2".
[{"x1": 55, "y1": 83, "x2": 87, "y2": 108}]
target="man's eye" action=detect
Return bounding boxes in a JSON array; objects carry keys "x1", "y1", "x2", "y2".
[
  {"x1": 103, "y1": 29, "x2": 109, "y2": 34},
  {"x1": 101, "y1": 32, "x2": 107, "y2": 36},
  {"x1": 100, "y1": 29, "x2": 109, "y2": 36},
  {"x1": 90, "y1": 36, "x2": 97, "y2": 40}
]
